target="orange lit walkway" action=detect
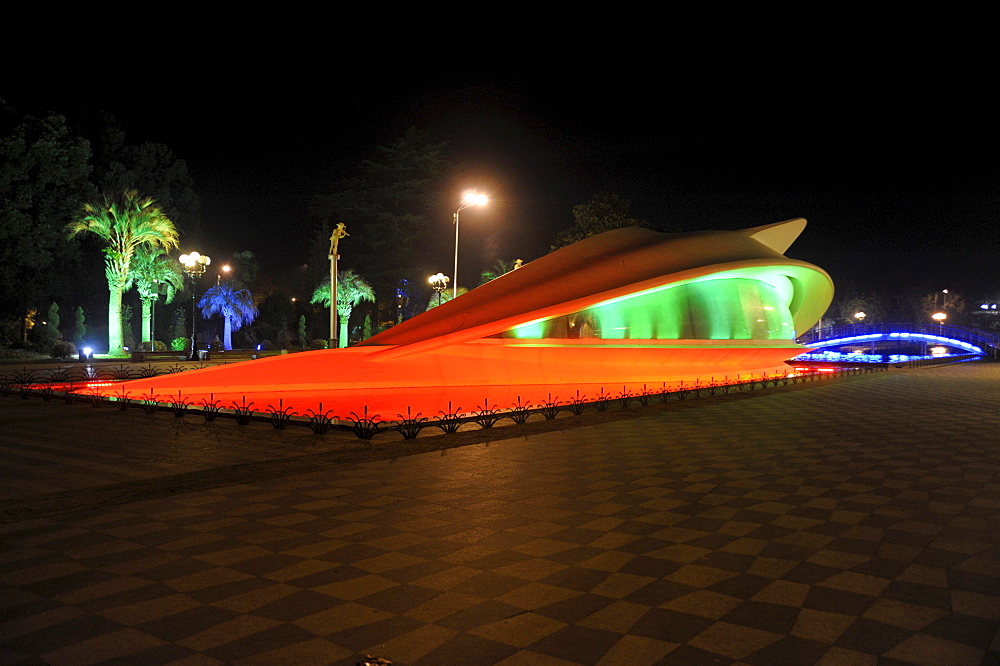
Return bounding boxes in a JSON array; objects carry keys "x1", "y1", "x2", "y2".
[{"x1": 2, "y1": 361, "x2": 998, "y2": 664}]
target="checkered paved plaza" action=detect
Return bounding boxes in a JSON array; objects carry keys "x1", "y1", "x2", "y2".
[{"x1": 2, "y1": 361, "x2": 999, "y2": 665}]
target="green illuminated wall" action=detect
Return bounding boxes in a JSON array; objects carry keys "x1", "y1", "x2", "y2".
[{"x1": 505, "y1": 276, "x2": 796, "y2": 341}]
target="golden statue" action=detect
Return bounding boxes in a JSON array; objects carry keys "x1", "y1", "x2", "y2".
[{"x1": 329, "y1": 222, "x2": 349, "y2": 257}]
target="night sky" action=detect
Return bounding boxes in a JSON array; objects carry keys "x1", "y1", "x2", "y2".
[{"x1": 9, "y1": 59, "x2": 999, "y2": 300}]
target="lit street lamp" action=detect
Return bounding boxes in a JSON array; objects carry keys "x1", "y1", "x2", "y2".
[
  {"x1": 932, "y1": 311, "x2": 947, "y2": 335},
  {"x1": 429, "y1": 273, "x2": 450, "y2": 307},
  {"x1": 453, "y1": 191, "x2": 487, "y2": 299},
  {"x1": 854, "y1": 311, "x2": 866, "y2": 323},
  {"x1": 180, "y1": 251, "x2": 211, "y2": 361}
]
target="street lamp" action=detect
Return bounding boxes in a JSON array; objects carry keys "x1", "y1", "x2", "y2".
[
  {"x1": 179, "y1": 251, "x2": 211, "y2": 361},
  {"x1": 429, "y1": 273, "x2": 450, "y2": 307},
  {"x1": 854, "y1": 311, "x2": 866, "y2": 323},
  {"x1": 453, "y1": 191, "x2": 487, "y2": 298},
  {"x1": 932, "y1": 311, "x2": 947, "y2": 334},
  {"x1": 217, "y1": 264, "x2": 231, "y2": 286}
]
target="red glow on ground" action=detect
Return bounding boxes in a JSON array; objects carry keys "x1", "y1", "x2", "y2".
[{"x1": 88, "y1": 343, "x2": 804, "y2": 420}]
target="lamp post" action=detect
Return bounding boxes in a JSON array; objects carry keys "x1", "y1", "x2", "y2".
[
  {"x1": 932, "y1": 311, "x2": 947, "y2": 335},
  {"x1": 854, "y1": 312, "x2": 873, "y2": 353},
  {"x1": 179, "y1": 251, "x2": 211, "y2": 361},
  {"x1": 217, "y1": 264, "x2": 231, "y2": 286},
  {"x1": 429, "y1": 273, "x2": 450, "y2": 307},
  {"x1": 453, "y1": 191, "x2": 487, "y2": 299}
]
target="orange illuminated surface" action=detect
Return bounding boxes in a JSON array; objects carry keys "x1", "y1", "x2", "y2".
[{"x1": 99, "y1": 220, "x2": 832, "y2": 418}]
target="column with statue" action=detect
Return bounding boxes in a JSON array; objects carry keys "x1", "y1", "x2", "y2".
[{"x1": 329, "y1": 222, "x2": 349, "y2": 348}]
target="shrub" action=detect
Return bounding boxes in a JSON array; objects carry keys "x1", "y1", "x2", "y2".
[
  {"x1": 171, "y1": 337, "x2": 188, "y2": 351},
  {"x1": 138, "y1": 340, "x2": 168, "y2": 352},
  {"x1": 51, "y1": 341, "x2": 78, "y2": 359},
  {"x1": 258, "y1": 339, "x2": 275, "y2": 351},
  {"x1": 309, "y1": 339, "x2": 328, "y2": 349}
]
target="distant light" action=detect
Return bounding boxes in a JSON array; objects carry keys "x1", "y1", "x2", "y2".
[
  {"x1": 82, "y1": 347, "x2": 92, "y2": 356},
  {"x1": 930, "y1": 346, "x2": 948, "y2": 356}
]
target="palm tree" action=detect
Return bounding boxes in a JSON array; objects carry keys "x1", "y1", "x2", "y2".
[
  {"x1": 67, "y1": 190, "x2": 179, "y2": 356},
  {"x1": 479, "y1": 258, "x2": 518, "y2": 285},
  {"x1": 131, "y1": 246, "x2": 184, "y2": 345},
  {"x1": 311, "y1": 269, "x2": 375, "y2": 347},
  {"x1": 198, "y1": 283, "x2": 258, "y2": 350}
]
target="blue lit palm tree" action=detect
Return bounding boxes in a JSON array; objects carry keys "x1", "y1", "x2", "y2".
[
  {"x1": 311, "y1": 269, "x2": 375, "y2": 347},
  {"x1": 198, "y1": 283, "x2": 258, "y2": 350}
]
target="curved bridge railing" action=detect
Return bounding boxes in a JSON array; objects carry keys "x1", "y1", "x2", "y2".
[{"x1": 798, "y1": 323, "x2": 1000, "y2": 355}]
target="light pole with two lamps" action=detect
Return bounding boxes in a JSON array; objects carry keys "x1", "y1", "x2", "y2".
[
  {"x1": 453, "y1": 191, "x2": 487, "y2": 299},
  {"x1": 179, "y1": 251, "x2": 211, "y2": 361}
]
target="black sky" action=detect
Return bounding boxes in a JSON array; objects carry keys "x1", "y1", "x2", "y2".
[{"x1": 8, "y1": 57, "x2": 999, "y2": 299}]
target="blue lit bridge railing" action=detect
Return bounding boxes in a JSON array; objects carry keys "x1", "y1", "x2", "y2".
[{"x1": 797, "y1": 322, "x2": 1000, "y2": 356}]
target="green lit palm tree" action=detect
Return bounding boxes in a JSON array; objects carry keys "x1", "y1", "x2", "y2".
[
  {"x1": 67, "y1": 190, "x2": 179, "y2": 356},
  {"x1": 198, "y1": 283, "x2": 258, "y2": 350},
  {"x1": 479, "y1": 258, "x2": 518, "y2": 285},
  {"x1": 131, "y1": 246, "x2": 184, "y2": 345},
  {"x1": 311, "y1": 269, "x2": 375, "y2": 347}
]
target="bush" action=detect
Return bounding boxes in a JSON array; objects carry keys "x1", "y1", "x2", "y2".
[
  {"x1": 138, "y1": 340, "x2": 168, "y2": 352},
  {"x1": 258, "y1": 339, "x2": 275, "y2": 351},
  {"x1": 0, "y1": 347, "x2": 44, "y2": 360},
  {"x1": 309, "y1": 339, "x2": 328, "y2": 349},
  {"x1": 51, "y1": 341, "x2": 78, "y2": 359},
  {"x1": 171, "y1": 337, "x2": 188, "y2": 351}
]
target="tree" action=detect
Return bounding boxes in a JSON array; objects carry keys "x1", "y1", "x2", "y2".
[
  {"x1": 198, "y1": 283, "x2": 258, "y2": 350},
  {"x1": 29, "y1": 301, "x2": 61, "y2": 351},
  {"x1": 66, "y1": 189, "x2": 179, "y2": 356},
  {"x1": 87, "y1": 117, "x2": 203, "y2": 242},
  {"x1": 298, "y1": 315, "x2": 307, "y2": 348},
  {"x1": 0, "y1": 106, "x2": 97, "y2": 328},
  {"x1": 230, "y1": 250, "x2": 260, "y2": 289},
  {"x1": 920, "y1": 289, "x2": 966, "y2": 326},
  {"x1": 130, "y1": 246, "x2": 184, "y2": 344},
  {"x1": 551, "y1": 192, "x2": 647, "y2": 250},
  {"x1": 311, "y1": 128, "x2": 449, "y2": 299},
  {"x1": 479, "y1": 259, "x2": 519, "y2": 285},
  {"x1": 72, "y1": 306, "x2": 86, "y2": 346},
  {"x1": 426, "y1": 287, "x2": 469, "y2": 310},
  {"x1": 837, "y1": 293, "x2": 886, "y2": 324},
  {"x1": 121, "y1": 304, "x2": 136, "y2": 351},
  {"x1": 311, "y1": 269, "x2": 375, "y2": 347}
]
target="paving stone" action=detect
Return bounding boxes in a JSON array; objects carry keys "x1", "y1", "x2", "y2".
[{"x1": 3, "y1": 362, "x2": 1000, "y2": 664}]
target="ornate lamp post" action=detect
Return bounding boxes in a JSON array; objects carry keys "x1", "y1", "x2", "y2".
[
  {"x1": 179, "y1": 251, "x2": 211, "y2": 361},
  {"x1": 453, "y1": 191, "x2": 487, "y2": 299},
  {"x1": 429, "y1": 273, "x2": 450, "y2": 307}
]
